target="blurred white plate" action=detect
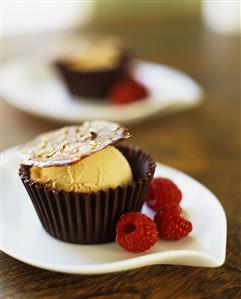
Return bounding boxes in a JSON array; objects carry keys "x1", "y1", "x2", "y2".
[
  {"x1": 1, "y1": 59, "x2": 204, "y2": 124},
  {"x1": 1, "y1": 147, "x2": 226, "y2": 274}
]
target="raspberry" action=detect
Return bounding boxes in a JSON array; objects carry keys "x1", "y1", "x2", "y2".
[
  {"x1": 109, "y1": 76, "x2": 149, "y2": 105},
  {"x1": 154, "y1": 206, "x2": 192, "y2": 240},
  {"x1": 116, "y1": 212, "x2": 158, "y2": 252},
  {"x1": 145, "y1": 177, "x2": 182, "y2": 211}
]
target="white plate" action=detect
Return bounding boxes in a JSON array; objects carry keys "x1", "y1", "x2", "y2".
[
  {"x1": 1, "y1": 147, "x2": 226, "y2": 274},
  {"x1": 1, "y1": 59, "x2": 204, "y2": 124}
]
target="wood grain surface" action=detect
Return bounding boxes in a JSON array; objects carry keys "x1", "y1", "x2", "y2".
[{"x1": 1, "y1": 16, "x2": 241, "y2": 299}]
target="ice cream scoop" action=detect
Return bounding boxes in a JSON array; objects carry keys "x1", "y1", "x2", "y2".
[{"x1": 30, "y1": 146, "x2": 132, "y2": 193}]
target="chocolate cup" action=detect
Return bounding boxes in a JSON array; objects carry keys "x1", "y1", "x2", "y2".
[
  {"x1": 19, "y1": 144, "x2": 156, "y2": 244},
  {"x1": 55, "y1": 55, "x2": 128, "y2": 99}
]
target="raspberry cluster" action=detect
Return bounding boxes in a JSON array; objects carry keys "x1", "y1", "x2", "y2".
[{"x1": 116, "y1": 177, "x2": 192, "y2": 252}]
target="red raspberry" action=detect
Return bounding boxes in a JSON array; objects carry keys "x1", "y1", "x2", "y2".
[
  {"x1": 145, "y1": 178, "x2": 182, "y2": 211},
  {"x1": 154, "y1": 206, "x2": 192, "y2": 240},
  {"x1": 116, "y1": 212, "x2": 158, "y2": 252},
  {"x1": 109, "y1": 76, "x2": 149, "y2": 105}
]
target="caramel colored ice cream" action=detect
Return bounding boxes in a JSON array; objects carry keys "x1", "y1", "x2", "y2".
[
  {"x1": 30, "y1": 146, "x2": 132, "y2": 193},
  {"x1": 55, "y1": 36, "x2": 124, "y2": 71},
  {"x1": 67, "y1": 46, "x2": 120, "y2": 71}
]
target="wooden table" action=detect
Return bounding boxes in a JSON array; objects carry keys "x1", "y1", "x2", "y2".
[{"x1": 1, "y1": 17, "x2": 241, "y2": 299}]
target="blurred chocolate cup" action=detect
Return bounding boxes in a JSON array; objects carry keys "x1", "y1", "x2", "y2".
[
  {"x1": 19, "y1": 144, "x2": 156, "y2": 244},
  {"x1": 55, "y1": 54, "x2": 128, "y2": 99}
]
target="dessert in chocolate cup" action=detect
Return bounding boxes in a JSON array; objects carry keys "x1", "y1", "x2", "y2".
[
  {"x1": 19, "y1": 121, "x2": 156, "y2": 244},
  {"x1": 54, "y1": 37, "x2": 129, "y2": 99}
]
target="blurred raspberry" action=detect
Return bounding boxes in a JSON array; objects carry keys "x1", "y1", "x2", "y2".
[{"x1": 109, "y1": 76, "x2": 149, "y2": 105}]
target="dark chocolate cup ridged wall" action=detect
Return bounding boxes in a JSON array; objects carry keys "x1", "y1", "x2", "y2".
[
  {"x1": 19, "y1": 144, "x2": 156, "y2": 244},
  {"x1": 55, "y1": 55, "x2": 128, "y2": 99}
]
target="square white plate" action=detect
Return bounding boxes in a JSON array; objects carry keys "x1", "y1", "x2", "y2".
[{"x1": 1, "y1": 147, "x2": 226, "y2": 274}]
